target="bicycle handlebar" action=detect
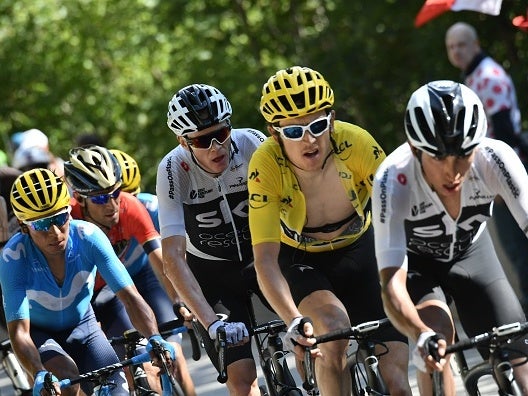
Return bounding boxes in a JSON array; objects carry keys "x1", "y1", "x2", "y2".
[
  {"x1": 108, "y1": 319, "x2": 201, "y2": 361},
  {"x1": 250, "y1": 319, "x2": 287, "y2": 336},
  {"x1": 216, "y1": 325, "x2": 228, "y2": 384},
  {"x1": 314, "y1": 317, "x2": 392, "y2": 344},
  {"x1": 445, "y1": 321, "x2": 528, "y2": 354},
  {"x1": 46, "y1": 352, "x2": 152, "y2": 390}
]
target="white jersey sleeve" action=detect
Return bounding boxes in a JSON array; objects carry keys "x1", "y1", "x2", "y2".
[{"x1": 372, "y1": 144, "x2": 414, "y2": 271}]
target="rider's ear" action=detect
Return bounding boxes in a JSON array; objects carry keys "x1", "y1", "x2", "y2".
[
  {"x1": 74, "y1": 192, "x2": 85, "y2": 207},
  {"x1": 178, "y1": 136, "x2": 191, "y2": 151},
  {"x1": 19, "y1": 222, "x2": 29, "y2": 234}
]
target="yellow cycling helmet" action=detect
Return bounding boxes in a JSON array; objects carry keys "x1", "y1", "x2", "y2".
[
  {"x1": 10, "y1": 168, "x2": 70, "y2": 221},
  {"x1": 259, "y1": 66, "x2": 334, "y2": 123},
  {"x1": 110, "y1": 149, "x2": 141, "y2": 195}
]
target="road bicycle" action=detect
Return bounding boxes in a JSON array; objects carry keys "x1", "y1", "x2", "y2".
[
  {"x1": 0, "y1": 338, "x2": 32, "y2": 396},
  {"x1": 108, "y1": 319, "x2": 201, "y2": 396},
  {"x1": 429, "y1": 321, "x2": 528, "y2": 395},
  {"x1": 43, "y1": 339, "x2": 181, "y2": 396},
  {"x1": 303, "y1": 317, "x2": 393, "y2": 396}
]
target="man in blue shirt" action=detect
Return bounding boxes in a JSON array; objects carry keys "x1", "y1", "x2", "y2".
[{"x1": 0, "y1": 168, "x2": 174, "y2": 396}]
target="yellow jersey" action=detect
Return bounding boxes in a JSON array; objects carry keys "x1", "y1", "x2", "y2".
[{"x1": 248, "y1": 120, "x2": 386, "y2": 252}]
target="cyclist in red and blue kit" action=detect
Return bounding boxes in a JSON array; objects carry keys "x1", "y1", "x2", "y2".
[{"x1": 63, "y1": 145, "x2": 195, "y2": 395}]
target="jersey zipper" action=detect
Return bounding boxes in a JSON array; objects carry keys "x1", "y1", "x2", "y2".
[{"x1": 216, "y1": 177, "x2": 243, "y2": 262}]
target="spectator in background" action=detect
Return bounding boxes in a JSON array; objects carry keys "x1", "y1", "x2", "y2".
[
  {"x1": 445, "y1": 22, "x2": 528, "y2": 312},
  {"x1": 10, "y1": 128, "x2": 65, "y2": 177},
  {"x1": 12, "y1": 146, "x2": 52, "y2": 172}
]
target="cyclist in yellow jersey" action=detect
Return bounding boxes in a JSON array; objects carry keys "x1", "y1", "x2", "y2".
[{"x1": 248, "y1": 66, "x2": 411, "y2": 396}]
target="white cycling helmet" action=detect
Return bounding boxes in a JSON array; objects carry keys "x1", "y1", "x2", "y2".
[
  {"x1": 405, "y1": 80, "x2": 487, "y2": 157},
  {"x1": 167, "y1": 84, "x2": 232, "y2": 136},
  {"x1": 64, "y1": 145, "x2": 122, "y2": 194}
]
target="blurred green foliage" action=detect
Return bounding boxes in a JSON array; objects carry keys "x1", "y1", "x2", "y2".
[{"x1": 1, "y1": 0, "x2": 526, "y2": 191}]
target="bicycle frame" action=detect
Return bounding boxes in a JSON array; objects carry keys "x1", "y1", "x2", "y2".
[
  {"x1": 108, "y1": 320, "x2": 196, "y2": 396},
  {"x1": 0, "y1": 338, "x2": 32, "y2": 395}
]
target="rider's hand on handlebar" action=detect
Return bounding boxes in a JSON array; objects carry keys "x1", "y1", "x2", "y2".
[
  {"x1": 208, "y1": 320, "x2": 249, "y2": 346},
  {"x1": 412, "y1": 331, "x2": 446, "y2": 373},
  {"x1": 33, "y1": 370, "x2": 60, "y2": 396},
  {"x1": 173, "y1": 302, "x2": 194, "y2": 328},
  {"x1": 147, "y1": 335, "x2": 176, "y2": 369},
  {"x1": 283, "y1": 316, "x2": 317, "y2": 354}
]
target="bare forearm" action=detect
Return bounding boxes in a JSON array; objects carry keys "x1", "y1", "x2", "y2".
[
  {"x1": 253, "y1": 243, "x2": 301, "y2": 324},
  {"x1": 148, "y1": 249, "x2": 179, "y2": 301},
  {"x1": 380, "y1": 271, "x2": 430, "y2": 342},
  {"x1": 257, "y1": 267, "x2": 300, "y2": 324},
  {"x1": 165, "y1": 256, "x2": 218, "y2": 328},
  {"x1": 8, "y1": 323, "x2": 45, "y2": 377},
  {"x1": 118, "y1": 288, "x2": 159, "y2": 337}
]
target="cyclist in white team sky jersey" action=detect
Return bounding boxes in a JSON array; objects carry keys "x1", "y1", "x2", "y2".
[
  {"x1": 0, "y1": 168, "x2": 175, "y2": 396},
  {"x1": 156, "y1": 84, "x2": 267, "y2": 396},
  {"x1": 372, "y1": 80, "x2": 528, "y2": 395}
]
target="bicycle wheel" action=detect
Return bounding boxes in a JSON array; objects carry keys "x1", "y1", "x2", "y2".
[
  {"x1": 462, "y1": 361, "x2": 492, "y2": 396},
  {"x1": 431, "y1": 371, "x2": 444, "y2": 396}
]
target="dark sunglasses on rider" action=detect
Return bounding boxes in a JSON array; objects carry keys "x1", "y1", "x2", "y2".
[
  {"x1": 185, "y1": 125, "x2": 232, "y2": 150},
  {"x1": 23, "y1": 208, "x2": 71, "y2": 231},
  {"x1": 81, "y1": 189, "x2": 121, "y2": 205},
  {"x1": 272, "y1": 113, "x2": 332, "y2": 141}
]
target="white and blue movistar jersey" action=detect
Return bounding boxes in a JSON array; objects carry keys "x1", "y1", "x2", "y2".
[
  {"x1": 156, "y1": 128, "x2": 266, "y2": 263},
  {"x1": 121, "y1": 192, "x2": 159, "y2": 276},
  {"x1": 373, "y1": 138, "x2": 528, "y2": 271},
  {"x1": 0, "y1": 220, "x2": 133, "y2": 331}
]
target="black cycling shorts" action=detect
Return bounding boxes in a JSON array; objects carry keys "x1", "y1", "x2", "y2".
[
  {"x1": 187, "y1": 255, "x2": 270, "y2": 367},
  {"x1": 278, "y1": 225, "x2": 406, "y2": 344}
]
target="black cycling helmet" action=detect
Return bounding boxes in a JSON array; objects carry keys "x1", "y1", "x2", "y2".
[
  {"x1": 64, "y1": 145, "x2": 122, "y2": 194},
  {"x1": 405, "y1": 80, "x2": 486, "y2": 157},
  {"x1": 167, "y1": 84, "x2": 232, "y2": 136}
]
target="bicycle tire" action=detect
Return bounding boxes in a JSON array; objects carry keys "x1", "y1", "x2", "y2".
[
  {"x1": 431, "y1": 371, "x2": 444, "y2": 396},
  {"x1": 461, "y1": 360, "x2": 492, "y2": 396}
]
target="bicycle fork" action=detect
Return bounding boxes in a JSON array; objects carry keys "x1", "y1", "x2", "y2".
[{"x1": 358, "y1": 340, "x2": 389, "y2": 395}]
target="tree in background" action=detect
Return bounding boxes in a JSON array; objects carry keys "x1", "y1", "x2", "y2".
[{"x1": 1, "y1": 0, "x2": 526, "y2": 191}]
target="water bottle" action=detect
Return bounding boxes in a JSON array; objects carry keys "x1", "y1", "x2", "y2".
[{"x1": 2, "y1": 351, "x2": 32, "y2": 392}]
